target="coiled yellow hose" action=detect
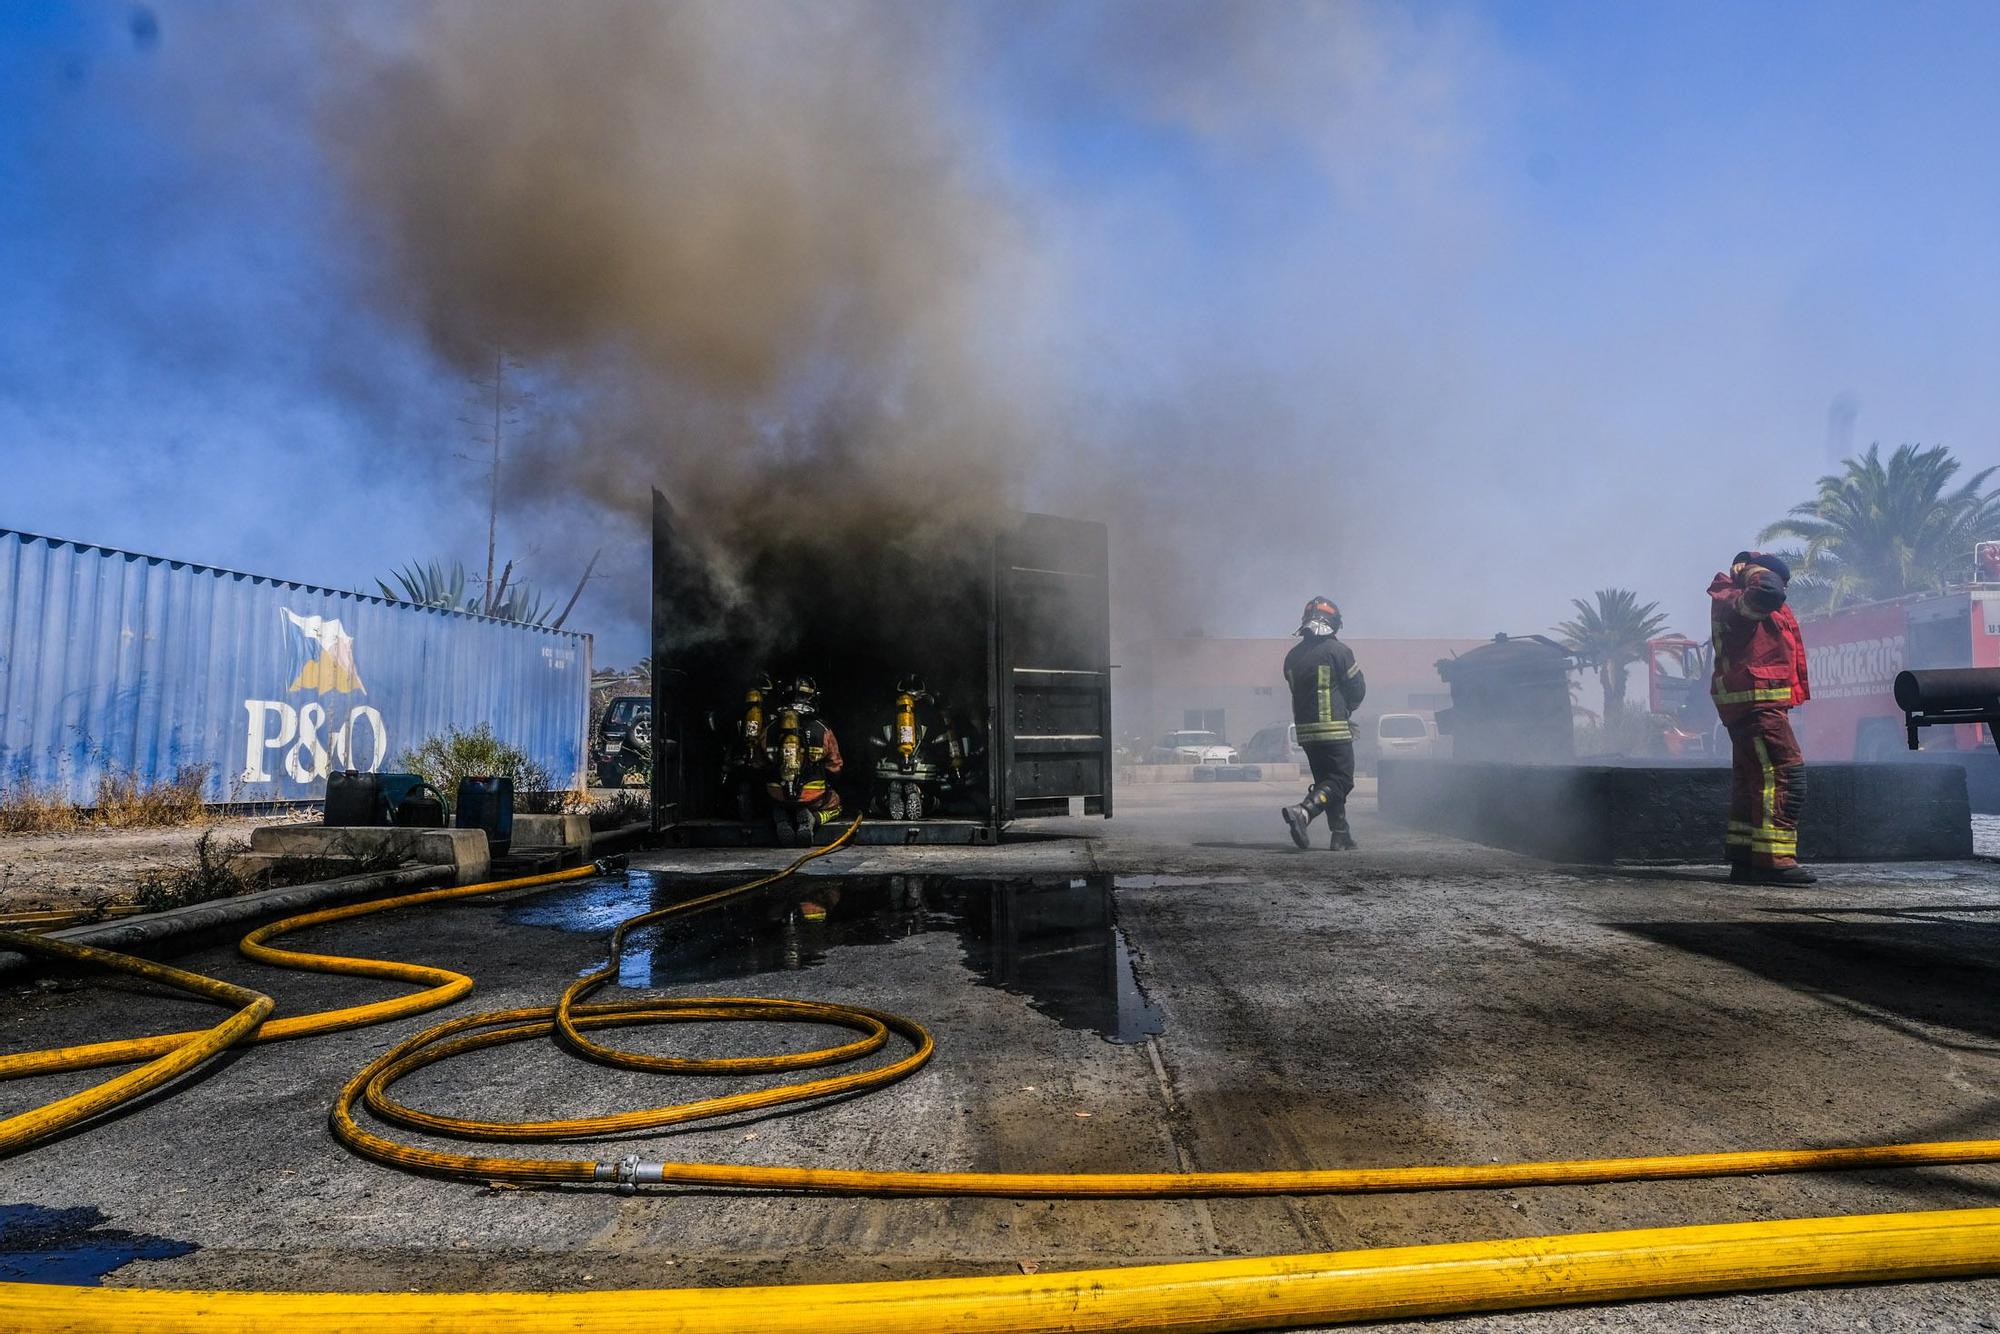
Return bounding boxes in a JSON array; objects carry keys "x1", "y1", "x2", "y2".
[{"x1": 5, "y1": 815, "x2": 2000, "y2": 1330}]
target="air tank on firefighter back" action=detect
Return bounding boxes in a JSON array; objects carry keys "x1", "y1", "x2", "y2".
[
  {"x1": 648, "y1": 490, "x2": 1113, "y2": 845},
  {"x1": 1434, "y1": 634, "x2": 1576, "y2": 763}
]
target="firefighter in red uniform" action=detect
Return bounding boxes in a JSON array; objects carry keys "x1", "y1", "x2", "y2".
[
  {"x1": 762, "y1": 676, "x2": 845, "y2": 847},
  {"x1": 1709, "y1": 551, "x2": 1814, "y2": 884}
]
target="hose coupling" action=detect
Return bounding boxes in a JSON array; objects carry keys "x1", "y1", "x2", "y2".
[
  {"x1": 595, "y1": 1154, "x2": 663, "y2": 1192},
  {"x1": 593, "y1": 854, "x2": 631, "y2": 874}
]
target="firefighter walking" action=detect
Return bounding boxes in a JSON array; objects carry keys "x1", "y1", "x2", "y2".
[
  {"x1": 1281, "y1": 596, "x2": 1367, "y2": 850},
  {"x1": 1709, "y1": 551, "x2": 1814, "y2": 884}
]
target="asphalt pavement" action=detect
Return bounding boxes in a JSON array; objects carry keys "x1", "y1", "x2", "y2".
[{"x1": 6, "y1": 780, "x2": 2000, "y2": 1330}]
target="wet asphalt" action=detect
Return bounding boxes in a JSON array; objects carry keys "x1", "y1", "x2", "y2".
[{"x1": 6, "y1": 780, "x2": 2000, "y2": 1330}]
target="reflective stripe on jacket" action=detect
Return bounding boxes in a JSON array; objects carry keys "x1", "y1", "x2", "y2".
[
  {"x1": 1284, "y1": 635, "x2": 1366, "y2": 743},
  {"x1": 1708, "y1": 571, "x2": 1809, "y2": 722}
]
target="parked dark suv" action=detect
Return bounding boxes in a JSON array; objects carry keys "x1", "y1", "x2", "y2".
[{"x1": 595, "y1": 695, "x2": 653, "y2": 787}]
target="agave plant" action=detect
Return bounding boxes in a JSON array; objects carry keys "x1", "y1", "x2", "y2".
[
  {"x1": 378, "y1": 558, "x2": 552, "y2": 626},
  {"x1": 378, "y1": 560, "x2": 474, "y2": 613}
]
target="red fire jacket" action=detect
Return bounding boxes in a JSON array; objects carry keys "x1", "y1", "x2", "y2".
[{"x1": 1708, "y1": 570, "x2": 1810, "y2": 722}]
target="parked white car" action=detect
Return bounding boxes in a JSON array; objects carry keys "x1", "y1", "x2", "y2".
[
  {"x1": 1376, "y1": 713, "x2": 1436, "y2": 759},
  {"x1": 1151, "y1": 730, "x2": 1239, "y2": 765},
  {"x1": 1242, "y1": 723, "x2": 1305, "y2": 763}
]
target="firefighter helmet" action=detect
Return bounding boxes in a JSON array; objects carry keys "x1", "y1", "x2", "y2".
[
  {"x1": 790, "y1": 676, "x2": 820, "y2": 713},
  {"x1": 1297, "y1": 595, "x2": 1342, "y2": 637},
  {"x1": 1731, "y1": 550, "x2": 1790, "y2": 584}
]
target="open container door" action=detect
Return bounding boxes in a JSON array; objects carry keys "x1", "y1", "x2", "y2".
[
  {"x1": 651, "y1": 487, "x2": 725, "y2": 832},
  {"x1": 994, "y1": 513, "x2": 1113, "y2": 820}
]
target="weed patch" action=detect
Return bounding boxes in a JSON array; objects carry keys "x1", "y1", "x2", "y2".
[
  {"x1": 0, "y1": 780, "x2": 84, "y2": 834},
  {"x1": 587, "y1": 790, "x2": 649, "y2": 831},
  {"x1": 399, "y1": 724, "x2": 585, "y2": 814},
  {"x1": 94, "y1": 765, "x2": 211, "y2": 829},
  {"x1": 134, "y1": 830, "x2": 246, "y2": 912}
]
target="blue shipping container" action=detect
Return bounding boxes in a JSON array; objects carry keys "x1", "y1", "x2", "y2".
[{"x1": 0, "y1": 529, "x2": 592, "y2": 804}]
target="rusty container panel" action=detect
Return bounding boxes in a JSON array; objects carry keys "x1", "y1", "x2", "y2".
[{"x1": 0, "y1": 529, "x2": 592, "y2": 804}]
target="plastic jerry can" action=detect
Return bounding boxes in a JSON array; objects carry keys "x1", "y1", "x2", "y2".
[
  {"x1": 325, "y1": 770, "x2": 390, "y2": 827},
  {"x1": 456, "y1": 775, "x2": 514, "y2": 857},
  {"x1": 391, "y1": 783, "x2": 448, "y2": 829}
]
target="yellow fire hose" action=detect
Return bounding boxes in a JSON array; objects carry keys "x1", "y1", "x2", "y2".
[
  {"x1": 5, "y1": 1207, "x2": 2000, "y2": 1333},
  {"x1": 5, "y1": 815, "x2": 2000, "y2": 1330}
]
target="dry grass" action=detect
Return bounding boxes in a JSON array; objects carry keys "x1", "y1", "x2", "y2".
[
  {"x1": 0, "y1": 780, "x2": 84, "y2": 834},
  {"x1": 134, "y1": 828, "x2": 245, "y2": 912},
  {"x1": 0, "y1": 765, "x2": 213, "y2": 835},
  {"x1": 92, "y1": 765, "x2": 211, "y2": 829},
  {"x1": 588, "y1": 790, "x2": 650, "y2": 831}
]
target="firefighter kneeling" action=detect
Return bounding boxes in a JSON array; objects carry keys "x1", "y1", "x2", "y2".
[
  {"x1": 763, "y1": 676, "x2": 845, "y2": 847},
  {"x1": 1281, "y1": 596, "x2": 1366, "y2": 851},
  {"x1": 1709, "y1": 551, "x2": 1814, "y2": 885}
]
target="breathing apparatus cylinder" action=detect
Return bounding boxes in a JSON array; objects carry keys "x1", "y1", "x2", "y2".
[
  {"x1": 776, "y1": 709, "x2": 805, "y2": 800},
  {"x1": 741, "y1": 685, "x2": 766, "y2": 765},
  {"x1": 894, "y1": 692, "x2": 919, "y2": 773},
  {"x1": 943, "y1": 718, "x2": 968, "y2": 782}
]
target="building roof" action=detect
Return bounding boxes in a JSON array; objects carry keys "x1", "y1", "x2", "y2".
[{"x1": 1121, "y1": 637, "x2": 1493, "y2": 689}]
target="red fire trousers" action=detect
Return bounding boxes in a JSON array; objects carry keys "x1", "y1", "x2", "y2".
[{"x1": 1725, "y1": 708, "x2": 1805, "y2": 868}]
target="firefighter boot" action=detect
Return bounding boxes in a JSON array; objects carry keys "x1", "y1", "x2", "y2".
[
  {"x1": 1749, "y1": 864, "x2": 1816, "y2": 886},
  {"x1": 794, "y1": 808, "x2": 819, "y2": 847},
  {"x1": 1327, "y1": 812, "x2": 1357, "y2": 851},
  {"x1": 1281, "y1": 804, "x2": 1312, "y2": 850}
]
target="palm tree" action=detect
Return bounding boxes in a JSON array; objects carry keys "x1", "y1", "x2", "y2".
[
  {"x1": 1555, "y1": 589, "x2": 1670, "y2": 721},
  {"x1": 1760, "y1": 444, "x2": 2000, "y2": 609}
]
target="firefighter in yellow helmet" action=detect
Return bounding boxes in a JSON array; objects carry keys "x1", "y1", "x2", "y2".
[
  {"x1": 1280, "y1": 596, "x2": 1366, "y2": 850},
  {"x1": 762, "y1": 676, "x2": 845, "y2": 846}
]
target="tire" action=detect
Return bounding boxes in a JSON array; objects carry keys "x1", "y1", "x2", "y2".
[{"x1": 596, "y1": 761, "x2": 624, "y2": 787}]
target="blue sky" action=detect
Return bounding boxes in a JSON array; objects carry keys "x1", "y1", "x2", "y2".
[{"x1": 4, "y1": 1, "x2": 1998, "y2": 663}]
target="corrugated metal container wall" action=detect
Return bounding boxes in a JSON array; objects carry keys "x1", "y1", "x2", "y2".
[{"x1": 0, "y1": 530, "x2": 592, "y2": 804}]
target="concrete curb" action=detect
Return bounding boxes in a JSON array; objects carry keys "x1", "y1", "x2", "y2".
[
  {"x1": 589, "y1": 821, "x2": 653, "y2": 856},
  {"x1": 0, "y1": 862, "x2": 448, "y2": 978},
  {"x1": 1, "y1": 822, "x2": 653, "y2": 978},
  {"x1": 1378, "y1": 758, "x2": 1974, "y2": 863}
]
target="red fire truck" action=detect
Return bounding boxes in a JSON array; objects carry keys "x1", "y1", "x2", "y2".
[
  {"x1": 1646, "y1": 634, "x2": 1718, "y2": 757},
  {"x1": 1789, "y1": 544, "x2": 2000, "y2": 805}
]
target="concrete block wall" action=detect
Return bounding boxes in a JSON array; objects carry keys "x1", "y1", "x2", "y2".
[{"x1": 1378, "y1": 760, "x2": 1973, "y2": 863}]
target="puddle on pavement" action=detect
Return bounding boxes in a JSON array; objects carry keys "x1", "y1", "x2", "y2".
[
  {"x1": 0, "y1": 1204, "x2": 196, "y2": 1285},
  {"x1": 507, "y1": 873, "x2": 1165, "y2": 1044}
]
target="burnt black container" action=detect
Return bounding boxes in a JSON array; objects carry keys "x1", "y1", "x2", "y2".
[
  {"x1": 1435, "y1": 634, "x2": 1577, "y2": 763},
  {"x1": 650, "y1": 491, "x2": 1114, "y2": 839},
  {"x1": 325, "y1": 770, "x2": 390, "y2": 827},
  {"x1": 456, "y1": 776, "x2": 514, "y2": 857}
]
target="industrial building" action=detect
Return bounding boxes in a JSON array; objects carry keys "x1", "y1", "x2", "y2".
[{"x1": 1115, "y1": 635, "x2": 1487, "y2": 761}]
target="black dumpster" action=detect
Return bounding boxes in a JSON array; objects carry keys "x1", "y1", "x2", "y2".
[
  {"x1": 1434, "y1": 633, "x2": 1576, "y2": 763},
  {"x1": 650, "y1": 491, "x2": 1113, "y2": 844}
]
